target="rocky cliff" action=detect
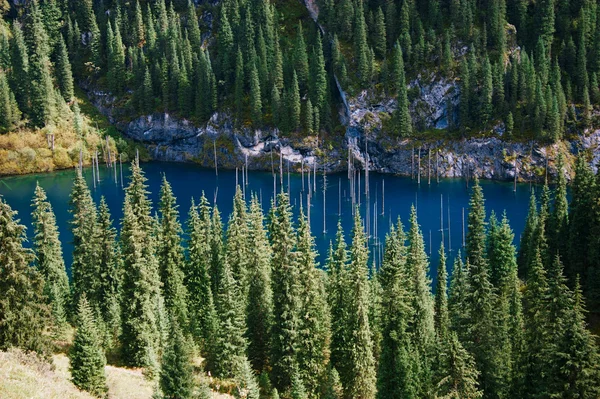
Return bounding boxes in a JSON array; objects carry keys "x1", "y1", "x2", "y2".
[{"x1": 88, "y1": 84, "x2": 600, "y2": 181}]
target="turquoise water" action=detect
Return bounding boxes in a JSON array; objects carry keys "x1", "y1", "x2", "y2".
[{"x1": 0, "y1": 162, "x2": 532, "y2": 283}]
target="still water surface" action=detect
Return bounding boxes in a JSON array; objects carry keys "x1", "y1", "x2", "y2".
[{"x1": 0, "y1": 162, "x2": 533, "y2": 285}]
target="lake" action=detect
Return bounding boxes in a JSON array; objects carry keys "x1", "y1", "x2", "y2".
[{"x1": 0, "y1": 162, "x2": 533, "y2": 285}]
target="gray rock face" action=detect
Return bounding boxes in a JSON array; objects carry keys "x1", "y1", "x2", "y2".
[{"x1": 86, "y1": 78, "x2": 598, "y2": 181}]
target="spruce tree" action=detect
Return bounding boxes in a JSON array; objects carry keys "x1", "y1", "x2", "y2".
[
  {"x1": 31, "y1": 183, "x2": 70, "y2": 334},
  {"x1": 289, "y1": 70, "x2": 301, "y2": 131},
  {"x1": 406, "y1": 206, "x2": 435, "y2": 396},
  {"x1": 434, "y1": 244, "x2": 450, "y2": 340},
  {"x1": 55, "y1": 34, "x2": 74, "y2": 102},
  {"x1": 246, "y1": 195, "x2": 273, "y2": 373},
  {"x1": 210, "y1": 205, "x2": 225, "y2": 304},
  {"x1": 213, "y1": 256, "x2": 248, "y2": 379},
  {"x1": 69, "y1": 170, "x2": 99, "y2": 310},
  {"x1": 25, "y1": 0, "x2": 55, "y2": 127},
  {"x1": 269, "y1": 193, "x2": 300, "y2": 391},
  {"x1": 10, "y1": 21, "x2": 29, "y2": 114},
  {"x1": 567, "y1": 156, "x2": 596, "y2": 284},
  {"x1": 518, "y1": 191, "x2": 538, "y2": 277},
  {"x1": 160, "y1": 318, "x2": 194, "y2": 399},
  {"x1": 377, "y1": 221, "x2": 418, "y2": 398},
  {"x1": 158, "y1": 176, "x2": 189, "y2": 328},
  {"x1": 69, "y1": 295, "x2": 108, "y2": 397},
  {"x1": 226, "y1": 188, "x2": 250, "y2": 295},
  {"x1": 393, "y1": 43, "x2": 412, "y2": 137},
  {"x1": 0, "y1": 69, "x2": 20, "y2": 133},
  {"x1": 96, "y1": 197, "x2": 121, "y2": 345},
  {"x1": 373, "y1": 7, "x2": 386, "y2": 59},
  {"x1": 343, "y1": 211, "x2": 377, "y2": 399},
  {"x1": 120, "y1": 161, "x2": 162, "y2": 373},
  {"x1": 434, "y1": 332, "x2": 483, "y2": 399},
  {"x1": 0, "y1": 197, "x2": 50, "y2": 354},
  {"x1": 295, "y1": 209, "x2": 330, "y2": 395},
  {"x1": 549, "y1": 153, "x2": 568, "y2": 258},
  {"x1": 449, "y1": 253, "x2": 470, "y2": 342},
  {"x1": 328, "y1": 222, "x2": 350, "y2": 387},
  {"x1": 310, "y1": 33, "x2": 327, "y2": 113},
  {"x1": 294, "y1": 22, "x2": 309, "y2": 91},
  {"x1": 250, "y1": 61, "x2": 262, "y2": 125},
  {"x1": 354, "y1": 1, "x2": 370, "y2": 86},
  {"x1": 185, "y1": 195, "x2": 217, "y2": 351}
]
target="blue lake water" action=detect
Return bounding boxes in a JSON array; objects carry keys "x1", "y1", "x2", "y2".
[{"x1": 0, "y1": 162, "x2": 533, "y2": 285}]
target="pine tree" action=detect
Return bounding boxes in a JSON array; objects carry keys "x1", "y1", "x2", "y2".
[
  {"x1": 213, "y1": 256, "x2": 248, "y2": 379},
  {"x1": 0, "y1": 70, "x2": 20, "y2": 132},
  {"x1": 393, "y1": 43, "x2": 412, "y2": 137},
  {"x1": 310, "y1": 33, "x2": 327, "y2": 112},
  {"x1": 185, "y1": 195, "x2": 217, "y2": 351},
  {"x1": 0, "y1": 197, "x2": 50, "y2": 354},
  {"x1": 434, "y1": 332, "x2": 483, "y2": 399},
  {"x1": 377, "y1": 221, "x2": 418, "y2": 398},
  {"x1": 158, "y1": 176, "x2": 189, "y2": 328},
  {"x1": 69, "y1": 171, "x2": 99, "y2": 310},
  {"x1": 434, "y1": 244, "x2": 450, "y2": 340},
  {"x1": 518, "y1": 191, "x2": 538, "y2": 277},
  {"x1": 269, "y1": 193, "x2": 300, "y2": 391},
  {"x1": 225, "y1": 187, "x2": 250, "y2": 295},
  {"x1": 522, "y1": 249, "x2": 550, "y2": 397},
  {"x1": 551, "y1": 277, "x2": 600, "y2": 398},
  {"x1": 567, "y1": 156, "x2": 596, "y2": 284},
  {"x1": 120, "y1": 161, "x2": 162, "y2": 373},
  {"x1": 289, "y1": 70, "x2": 301, "y2": 131},
  {"x1": 250, "y1": 61, "x2": 262, "y2": 125},
  {"x1": 344, "y1": 211, "x2": 377, "y2": 399},
  {"x1": 10, "y1": 21, "x2": 29, "y2": 113},
  {"x1": 373, "y1": 7, "x2": 386, "y2": 59},
  {"x1": 25, "y1": 0, "x2": 55, "y2": 127},
  {"x1": 328, "y1": 222, "x2": 350, "y2": 388},
  {"x1": 95, "y1": 197, "x2": 121, "y2": 345},
  {"x1": 160, "y1": 318, "x2": 194, "y2": 399},
  {"x1": 246, "y1": 195, "x2": 273, "y2": 373},
  {"x1": 69, "y1": 295, "x2": 108, "y2": 397},
  {"x1": 294, "y1": 23, "x2": 309, "y2": 91},
  {"x1": 406, "y1": 206, "x2": 435, "y2": 396},
  {"x1": 354, "y1": 1, "x2": 370, "y2": 86},
  {"x1": 31, "y1": 183, "x2": 70, "y2": 334},
  {"x1": 295, "y1": 209, "x2": 330, "y2": 395},
  {"x1": 55, "y1": 34, "x2": 74, "y2": 102}
]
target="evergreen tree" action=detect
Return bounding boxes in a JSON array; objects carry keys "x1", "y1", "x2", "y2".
[
  {"x1": 96, "y1": 197, "x2": 121, "y2": 345},
  {"x1": 434, "y1": 244, "x2": 450, "y2": 340},
  {"x1": 549, "y1": 153, "x2": 568, "y2": 258},
  {"x1": 406, "y1": 206, "x2": 435, "y2": 396},
  {"x1": 354, "y1": 1, "x2": 370, "y2": 86},
  {"x1": 295, "y1": 209, "x2": 330, "y2": 395},
  {"x1": 55, "y1": 34, "x2": 74, "y2": 102},
  {"x1": 567, "y1": 156, "x2": 596, "y2": 284},
  {"x1": 225, "y1": 188, "x2": 250, "y2": 295},
  {"x1": 246, "y1": 195, "x2": 273, "y2": 373},
  {"x1": 69, "y1": 171, "x2": 99, "y2": 310},
  {"x1": 31, "y1": 183, "x2": 70, "y2": 334},
  {"x1": 518, "y1": 191, "x2": 538, "y2": 277},
  {"x1": 69, "y1": 295, "x2": 108, "y2": 397},
  {"x1": 377, "y1": 221, "x2": 418, "y2": 399},
  {"x1": 185, "y1": 195, "x2": 217, "y2": 351},
  {"x1": 393, "y1": 43, "x2": 412, "y2": 137},
  {"x1": 0, "y1": 70, "x2": 20, "y2": 133},
  {"x1": 269, "y1": 193, "x2": 300, "y2": 391},
  {"x1": 160, "y1": 319, "x2": 194, "y2": 399},
  {"x1": 0, "y1": 197, "x2": 50, "y2": 354},
  {"x1": 328, "y1": 222, "x2": 350, "y2": 388},
  {"x1": 25, "y1": 0, "x2": 55, "y2": 127},
  {"x1": 289, "y1": 70, "x2": 301, "y2": 131},
  {"x1": 373, "y1": 7, "x2": 386, "y2": 59},
  {"x1": 434, "y1": 332, "x2": 483, "y2": 399},
  {"x1": 294, "y1": 23, "x2": 309, "y2": 91},
  {"x1": 250, "y1": 61, "x2": 262, "y2": 125},
  {"x1": 213, "y1": 256, "x2": 248, "y2": 379},
  {"x1": 10, "y1": 21, "x2": 29, "y2": 113},
  {"x1": 158, "y1": 175, "x2": 189, "y2": 328},
  {"x1": 120, "y1": 161, "x2": 162, "y2": 373},
  {"x1": 310, "y1": 33, "x2": 327, "y2": 112},
  {"x1": 343, "y1": 211, "x2": 377, "y2": 399}
]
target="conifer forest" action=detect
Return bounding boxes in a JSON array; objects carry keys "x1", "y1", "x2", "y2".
[{"x1": 1, "y1": 0, "x2": 600, "y2": 398}]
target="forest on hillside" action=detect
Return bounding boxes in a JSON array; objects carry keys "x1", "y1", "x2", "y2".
[
  {"x1": 1, "y1": 152, "x2": 600, "y2": 398},
  {"x1": 0, "y1": 0, "x2": 599, "y2": 143}
]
